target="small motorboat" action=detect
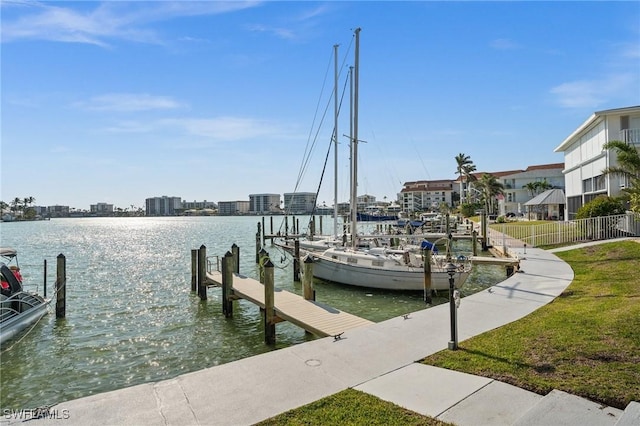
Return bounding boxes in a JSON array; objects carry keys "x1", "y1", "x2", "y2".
[{"x1": 1, "y1": 248, "x2": 50, "y2": 346}]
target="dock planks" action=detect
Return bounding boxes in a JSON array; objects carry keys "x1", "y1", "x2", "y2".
[{"x1": 206, "y1": 271, "x2": 373, "y2": 338}]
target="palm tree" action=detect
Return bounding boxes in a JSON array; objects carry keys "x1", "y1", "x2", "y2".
[
  {"x1": 455, "y1": 153, "x2": 475, "y2": 205},
  {"x1": 475, "y1": 173, "x2": 505, "y2": 215},
  {"x1": 602, "y1": 140, "x2": 640, "y2": 213},
  {"x1": 11, "y1": 197, "x2": 22, "y2": 215}
]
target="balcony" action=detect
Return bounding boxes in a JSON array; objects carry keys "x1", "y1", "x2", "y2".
[{"x1": 619, "y1": 128, "x2": 640, "y2": 145}]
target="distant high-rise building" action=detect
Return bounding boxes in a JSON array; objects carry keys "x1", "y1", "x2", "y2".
[
  {"x1": 145, "y1": 196, "x2": 182, "y2": 216},
  {"x1": 249, "y1": 194, "x2": 281, "y2": 214},
  {"x1": 283, "y1": 192, "x2": 316, "y2": 214},
  {"x1": 218, "y1": 201, "x2": 250, "y2": 215},
  {"x1": 90, "y1": 202, "x2": 114, "y2": 215}
]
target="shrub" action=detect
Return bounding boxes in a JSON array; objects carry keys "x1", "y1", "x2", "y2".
[{"x1": 576, "y1": 196, "x2": 626, "y2": 219}]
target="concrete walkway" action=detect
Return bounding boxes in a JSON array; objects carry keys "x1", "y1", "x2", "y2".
[{"x1": 11, "y1": 240, "x2": 637, "y2": 425}]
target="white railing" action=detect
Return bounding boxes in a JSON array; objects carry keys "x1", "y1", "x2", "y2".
[
  {"x1": 486, "y1": 213, "x2": 639, "y2": 250},
  {"x1": 620, "y1": 129, "x2": 640, "y2": 144}
]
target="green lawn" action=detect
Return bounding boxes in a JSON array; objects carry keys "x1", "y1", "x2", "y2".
[
  {"x1": 257, "y1": 388, "x2": 452, "y2": 426},
  {"x1": 423, "y1": 240, "x2": 640, "y2": 409}
]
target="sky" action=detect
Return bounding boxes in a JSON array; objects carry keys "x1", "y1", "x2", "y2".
[{"x1": 2, "y1": 1, "x2": 639, "y2": 210}]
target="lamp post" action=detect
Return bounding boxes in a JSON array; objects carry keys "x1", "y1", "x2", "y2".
[{"x1": 445, "y1": 262, "x2": 458, "y2": 350}]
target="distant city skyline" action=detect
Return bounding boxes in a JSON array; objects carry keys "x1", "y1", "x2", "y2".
[{"x1": 2, "y1": 2, "x2": 639, "y2": 209}]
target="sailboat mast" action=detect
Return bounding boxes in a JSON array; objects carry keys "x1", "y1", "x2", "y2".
[
  {"x1": 333, "y1": 44, "x2": 339, "y2": 239},
  {"x1": 350, "y1": 28, "x2": 360, "y2": 249}
]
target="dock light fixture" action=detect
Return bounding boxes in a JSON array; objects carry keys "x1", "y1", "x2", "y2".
[{"x1": 445, "y1": 262, "x2": 458, "y2": 350}]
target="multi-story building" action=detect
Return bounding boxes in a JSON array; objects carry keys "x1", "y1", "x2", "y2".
[
  {"x1": 249, "y1": 194, "x2": 281, "y2": 214},
  {"x1": 496, "y1": 163, "x2": 565, "y2": 216},
  {"x1": 145, "y1": 196, "x2": 182, "y2": 216},
  {"x1": 283, "y1": 192, "x2": 316, "y2": 214},
  {"x1": 554, "y1": 105, "x2": 640, "y2": 219},
  {"x1": 217, "y1": 201, "x2": 250, "y2": 215},
  {"x1": 182, "y1": 200, "x2": 217, "y2": 210},
  {"x1": 48, "y1": 205, "x2": 70, "y2": 218},
  {"x1": 400, "y1": 180, "x2": 454, "y2": 213},
  {"x1": 90, "y1": 202, "x2": 114, "y2": 215}
]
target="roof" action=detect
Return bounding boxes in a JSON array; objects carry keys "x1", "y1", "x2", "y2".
[
  {"x1": 525, "y1": 163, "x2": 564, "y2": 172},
  {"x1": 524, "y1": 188, "x2": 566, "y2": 206},
  {"x1": 554, "y1": 105, "x2": 640, "y2": 152}
]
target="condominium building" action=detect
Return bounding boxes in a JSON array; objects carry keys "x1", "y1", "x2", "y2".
[
  {"x1": 400, "y1": 180, "x2": 454, "y2": 213},
  {"x1": 554, "y1": 105, "x2": 640, "y2": 219},
  {"x1": 249, "y1": 194, "x2": 281, "y2": 214},
  {"x1": 218, "y1": 201, "x2": 250, "y2": 215},
  {"x1": 283, "y1": 192, "x2": 316, "y2": 214},
  {"x1": 90, "y1": 202, "x2": 114, "y2": 215},
  {"x1": 145, "y1": 196, "x2": 182, "y2": 216}
]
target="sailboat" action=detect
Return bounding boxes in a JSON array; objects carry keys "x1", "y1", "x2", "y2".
[{"x1": 308, "y1": 28, "x2": 472, "y2": 291}]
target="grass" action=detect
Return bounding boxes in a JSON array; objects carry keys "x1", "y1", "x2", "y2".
[
  {"x1": 423, "y1": 240, "x2": 640, "y2": 409},
  {"x1": 257, "y1": 389, "x2": 452, "y2": 426},
  {"x1": 257, "y1": 240, "x2": 639, "y2": 424}
]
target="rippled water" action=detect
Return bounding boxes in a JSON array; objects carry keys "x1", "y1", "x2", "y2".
[{"x1": 0, "y1": 217, "x2": 506, "y2": 408}]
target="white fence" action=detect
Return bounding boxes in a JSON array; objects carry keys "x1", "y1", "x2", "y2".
[{"x1": 486, "y1": 213, "x2": 640, "y2": 250}]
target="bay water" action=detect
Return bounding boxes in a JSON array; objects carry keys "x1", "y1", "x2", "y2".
[{"x1": 0, "y1": 216, "x2": 506, "y2": 409}]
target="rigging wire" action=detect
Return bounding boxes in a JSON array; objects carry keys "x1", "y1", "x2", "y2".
[{"x1": 278, "y1": 36, "x2": 355, "y2": 235}]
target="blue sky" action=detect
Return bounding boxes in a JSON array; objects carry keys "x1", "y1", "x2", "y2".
[{"x1": 2, "y1": 1, "x2": 639, "y2": 210}]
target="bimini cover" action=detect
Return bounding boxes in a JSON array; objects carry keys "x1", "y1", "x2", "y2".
[{"x1": 420, "y1": 240, "x2": 438, "y2": 253}]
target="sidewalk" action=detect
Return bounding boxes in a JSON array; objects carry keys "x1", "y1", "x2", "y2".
[{"x1": 10, "y1": 240, "x2": 636, "y2": 425}]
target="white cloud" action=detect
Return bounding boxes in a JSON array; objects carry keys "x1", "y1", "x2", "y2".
[
  {"x1": 101, "y1": 115, "x2": 295, "y2": 142},
  {"x1": 550, "y1": 72, "x2": 638, "y2": 109},
  {"x1": 170, "y1": 116, "x2": 288, "y2": 141},
  {"x1": 78, "y1": 93, "x2": 184, "y2": 112},
  {"x1": 1, "y1": 1, "x2": 262, "y2": 46}
]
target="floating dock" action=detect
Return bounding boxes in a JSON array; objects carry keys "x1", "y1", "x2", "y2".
[{"x1": 206, "y1": 270, "x2": 373, "y2": 338}]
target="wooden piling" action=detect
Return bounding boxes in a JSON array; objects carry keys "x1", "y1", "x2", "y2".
[
  {"x1": 261, "y1": 217, "x2": 266, "y2": 246},
  {"x1": 198, "y1": 244, "x2": 207, "y2": 300},
  {"x1": 222, "y1": 251, "x2": 234, "y2": 317},
  {"x1": 472, "y1": 230, "x2": 478, "y2": 256},
  {"x1": 55, "y1": 253, "x2": 66, "y2": 318},
  {"x1": 255, "y1": 222, "x2": 261, "y2": 263},
  {"x1": 191, "y1": 249, "x2": 198, "y2": 292},
  {"x1": 263, "y1": 259, "x2": 276, "y2": 345},
  {"x1": 302, "y1": 255, "x2": 315, "y2": 301},
  {"x1": 43, "y1": 258, "x2": 47, "y2": 298},
  {"x1": 319, "y1": 215, "x2": 323, "y2": 235},
  {"x1": 232, "y1": 243, "x2": 240, "y2": 273},
  {"x1": 270, "y1": 216, "x2": 274, "y2": 239},
  {"x1": 423, "y1": 249, "x2": 432, "y2": 304},
  {"x1": 293, "y1": 239, "x2": 301, "y2": 282},
  {"x1": 258, "y1": 248, "x2": 269, "y2": 283}
]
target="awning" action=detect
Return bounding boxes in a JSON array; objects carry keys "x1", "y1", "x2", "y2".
[{"x1": 524, "y1": 188, "x2": 566, "y2": 206}]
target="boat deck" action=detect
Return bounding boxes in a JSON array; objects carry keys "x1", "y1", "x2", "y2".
[{"x1": 206, "y1": 271, "x2": 373, "y2": 338}]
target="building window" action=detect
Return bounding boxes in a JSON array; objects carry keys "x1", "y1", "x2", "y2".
[
  {"x1": 582, "y1": 178, "x2": 593, "y2": 193},
  {"x1": 594, "y1": 175, "x2": 605, "y2": 191}
]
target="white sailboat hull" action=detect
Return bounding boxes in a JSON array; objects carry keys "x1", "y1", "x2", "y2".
[{"x1": 310, "y1": 248, "x2": 470, "y2": 291}]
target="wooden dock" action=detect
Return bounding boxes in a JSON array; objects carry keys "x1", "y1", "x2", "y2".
[{"x1": 206, "y1": 270, "x2": 373, "y2": 338}]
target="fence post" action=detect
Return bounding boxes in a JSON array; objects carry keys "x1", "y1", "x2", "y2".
[{"x1": 55, "y1": 253, "x2": 66, "y2": 318}]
